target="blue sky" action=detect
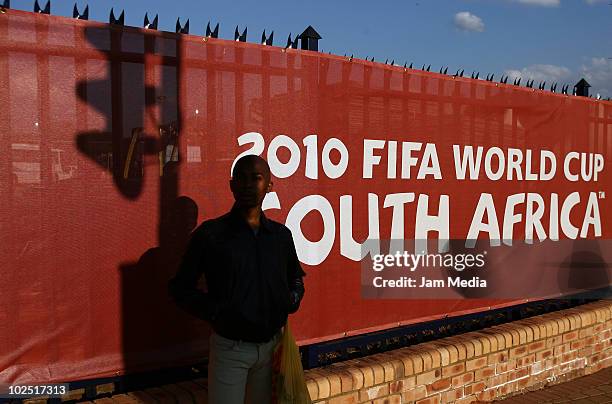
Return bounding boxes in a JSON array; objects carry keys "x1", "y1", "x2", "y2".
[{"x1": 7, "y1": 0, "x2": 612, "y2": 96}]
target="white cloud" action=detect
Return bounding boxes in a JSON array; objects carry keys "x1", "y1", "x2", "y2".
[
  {"x1": 514, "y1": 0, "x2": 560, "y2": 6},
  {"x1": 504, "y1": 64, "x2": 572, "y2": 84},
  {"x1": 580, "y1": 58, "x2": 612, "y2": 97},
  {"x1": 454, "y1": 12, "x2": 485, "y2": 32}
]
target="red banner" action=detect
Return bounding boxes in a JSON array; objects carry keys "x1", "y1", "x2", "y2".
[{"x1": 1, "y1": 9, "x2": 610, "y2": 384}]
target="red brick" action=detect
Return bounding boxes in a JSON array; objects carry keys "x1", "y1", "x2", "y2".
[
  {"x1": 416, "y1": 369, "x2": 441, "y2": 386},
  {"x1": 474, "y1": 365, "x2": 495, "y2": 381},
  {"x1": 508, "y1": 366, "x2": 529, "y2": 381},
  {"x1": 562, "y1": 331, "x2": 578, "y2": 343},
  {"x1": 358, "y1": 384, "x2": 389, "y2": 401},
  {"x1": 528, "y1": 340, "x2": 545, "y2": 353},
  {"x1": 536, "y1": 348, "x2": 553, "y2": 361},
  {"x1": 476, "y1": 388, "x2": 496, "y2": 401},
  {"x1": 442, "y1": 363, "x2": 465, "y2": 378},
  {"x1": 464, "y1": 381, "x2": 486, "y2": 395},
  {"x1": 515, "y1": 353, "x2": 535, "y2": 368},
  {"x1": 487, "y1": 373, "x2": 508, "y2": 388},
  {"x1": 509, "y1": 345, "x2": 528, "y2": 358},
  {"x1": 328, "y1": 392, "x2": 359, "y2": 404},
  {"x1": 426, "y1": 378, "x2": 451, "y2": 394},
  {"x1": 441, "y1": 387, "x2": 464, "y2": 403},
  {"x1": 373, "y1": 394, "x2": 401, "y2": 404},
  {"x1": 466, "y1": 357, "x2": 487, "y2": 371},
  {"x1": 451, "y1": 372, "x2": 474, "y2": 388},
  {"x1": 416, "y1": 396, "x2": 441, "y2": 404},
  {"x1": 487, "y1": 350, "x2": 508, "y2": 365},
  {"x1": 402, "y1": 385, "x2": 427, "y2": 402}
]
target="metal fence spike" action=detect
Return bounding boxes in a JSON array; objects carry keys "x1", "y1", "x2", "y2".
[
  {"x1": 235, "y1": 26, "x2": 247, "y2": 42},
  {"x1": 74, "y1": 3, "x2": 89, "y2": 19},
  {"x1": 206, "y1": 22, "x2": 219, "y2": 38},
  {"x1": 35, "y1": 0, "x2": 50, "y2": 14},
  {"x1": 109, "y1": 8, "x2": 124, "y2": 25},
  {"x1": 286, "y1": 33, "x2": 293, "y2": 48},
  {"x1": 261, "y1": 30, "x2": 266, "y2": 45},
  {"x1": 409, "y1": 62, "x2": 413, "y2": 69},
  {"x1": 427, "y1": 64, "x2": 431, "y2": 72},
  {"x1": 144, "y1": 13, "x2": 158, "y2": 29},
  {"x1": 176, "y1": 18, "x2": 189, "y2": 34}
]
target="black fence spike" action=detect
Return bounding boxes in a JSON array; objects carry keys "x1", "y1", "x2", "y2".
[
  {"x1": 34, "y1": 0, "x2": 50, "y2": 14},
  {"x1": 206, "y1": 22, "x2": 219, "y2": 38},
  {"x1": 261, "y1": 30, "x2": 266, "y2": 44},
  {"x1": 391, "y1": 60, "x2": 394, "y2": 66},
  {"x1": 422, "y1": 64, "x2": 426, "y2": 71},
  {"x1": 459, "y1": 69, "x2": 464, "y2": 77},
  {"x1": 551, "y1": 83, "x2": 557, "y2": 93},
  {"x1": 74, "y1": 3, "x2": 89, "y2": 20},
  {"x1": 109, "y1": 8, "x2": 124, "y2": 25},
  {"x1": 371, "y1": 57, "x2": 375, "y2": 62},
  {"x1": 285, "y1": 33, "x2": 292, "y2": 48},
  {"x1": 263, "y1": 30, "x2": 273, "y2": 45},
  {"x1": 409, "y1": 62, "x2": 413, "y2": 69},
  {"x1": 234, "y1": 26, "x2": 247, "y2": 42},
  {"x1": 443, "y1": 67, "x2": 448, "y2": 75},
  {"x1": 426, "y1": 64, "x2": 431, "y2": 72},
  {"x1": 176, "y1": 18, "x2": 189, "y2": 34},
  {"x1": 539, "y1": 81, "x2": 546, "y2": 90},
  {"x1": 1, "y1": 0, "x2": 9, "y2": 9},
  {"x1": 439, "y1": 66, "x2": 444, "y2": 74},
  {"x1": 144, "y1": 13, "x2": 158, "y2": 29},
  {"x1": 385, "y1": 59, "x2": 388, "y2": 65}
]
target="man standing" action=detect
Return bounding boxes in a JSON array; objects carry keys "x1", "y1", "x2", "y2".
[{"x1": 169, "y1": 155, "x2": 306, "y2": 404}]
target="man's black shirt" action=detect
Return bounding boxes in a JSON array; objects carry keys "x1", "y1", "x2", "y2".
[{"x1": 168, "y1": 206, "x2": 306, "y2": 343}]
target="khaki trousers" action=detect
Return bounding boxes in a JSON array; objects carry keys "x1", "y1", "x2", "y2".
[{"x1": 208, "y1": 331, "x2": 280, "y2": 404}]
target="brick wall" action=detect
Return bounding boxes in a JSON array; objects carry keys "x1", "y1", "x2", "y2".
[{"x1": 304, "y1": 300, "x2": 612, "y2": 404}]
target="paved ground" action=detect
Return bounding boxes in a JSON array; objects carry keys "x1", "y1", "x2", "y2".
[{"x1": 500, "y1": 366, "x2": 612, "y2": 403}]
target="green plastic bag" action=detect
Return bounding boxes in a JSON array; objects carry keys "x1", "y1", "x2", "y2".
[{"x1": 272, "y1": 324, "x2": 312, "y2": 404}]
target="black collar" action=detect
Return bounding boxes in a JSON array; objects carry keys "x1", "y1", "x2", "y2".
[{"x1": 229, "y1": 204, "x2": 273, "y2": 233}]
